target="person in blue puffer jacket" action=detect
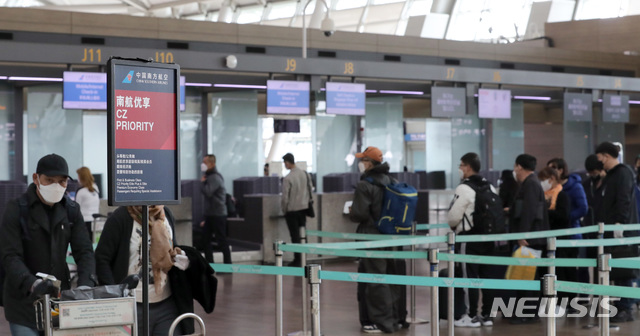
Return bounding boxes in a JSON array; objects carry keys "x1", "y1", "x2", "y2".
[{"x1": 548, "y1": 158, "x2": 589, "y2": 239}]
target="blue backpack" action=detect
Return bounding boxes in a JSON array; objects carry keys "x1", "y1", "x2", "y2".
[{"x1": 366, "y1": 177, "x2": 418, "y2": 234}]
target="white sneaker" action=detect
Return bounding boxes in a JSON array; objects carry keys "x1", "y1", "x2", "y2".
[{"x1": 454, "y1": 314, "x2": 481, "y2": 328}]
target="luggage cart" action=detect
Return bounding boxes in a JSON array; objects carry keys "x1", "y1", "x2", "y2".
[{"x1": 34, "y1": 293, "x2": 138, "y2": 336}]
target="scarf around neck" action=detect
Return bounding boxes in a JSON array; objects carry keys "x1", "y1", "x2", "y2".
[{"x1": 544, "y1": 184, "x2": 563, "y2": 210}]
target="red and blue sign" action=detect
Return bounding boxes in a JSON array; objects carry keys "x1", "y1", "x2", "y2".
[{"x1": 107, "y1": 59, "x2": 180, "y2": 205}]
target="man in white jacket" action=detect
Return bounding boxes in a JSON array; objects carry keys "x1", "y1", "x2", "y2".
[{"x1": 447, "y1": 152, "x2": 499, "y2": 328}]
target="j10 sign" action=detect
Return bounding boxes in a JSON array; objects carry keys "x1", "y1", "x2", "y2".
[{"x1": 602, "y1": 94, "x2": 629, "y2": 123}]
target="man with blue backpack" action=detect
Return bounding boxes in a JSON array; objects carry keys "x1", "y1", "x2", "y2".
[{"x1": 350, "y1": 146, "x2": 409, "y2": 334}]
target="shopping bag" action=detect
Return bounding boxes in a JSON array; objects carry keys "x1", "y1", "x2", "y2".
[{"x1": 505, "y1": 246, "x2": 541, "y2": 281}]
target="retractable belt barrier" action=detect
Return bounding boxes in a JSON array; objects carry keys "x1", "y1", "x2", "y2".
[
  {"x1": 209, "y1": 264, "x2": 640, "y2": 300},
  {"x1": 211, "y1": 222, "x2": 640, "y2": 336}
]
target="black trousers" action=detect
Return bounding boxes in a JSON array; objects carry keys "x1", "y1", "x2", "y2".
[
  {"x1": 357, "y1": 251, "x2": 406, "y2": 332},
  {"x1": 204, "y1": 215, "x2": 231, "y2": 264},
  {"x1": 463, "y1": 241, "x2": 497, "y2": 317},
  {"x1": 284, "y1": 210, "x2": 307, "y2": 263}
]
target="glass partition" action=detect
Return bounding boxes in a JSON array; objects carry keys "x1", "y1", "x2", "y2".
[
  {"x1": 425, "y1": 119, "x2": 452, "y2": 188},
  {"x1": 493, "y1": 101, "x2": 524, "y2": 171},
  {"x1": 208, "y1": 91, "x2": 261, "y2": 193},
  {"x1": 316, "y1": 113, "x2": 358, "y2": 192},
  {"x1": 365, "y1": 96, "x2": 404, "y2": 172},
  {"x1": 0, "y1": 84, "x2": 15, "y2": 180},
  {"x1": 25, "y1": 85, "x2": 83, "y2": 179},
  {"x1": 180, "y1": 88, "x2": 203, "y2": 180},
  {"x1": 563, "y1": 119, "x2": 592, "y2": 173},
  {"x1": 451, "y1": 114, "x2": 486, "y2": 187}
]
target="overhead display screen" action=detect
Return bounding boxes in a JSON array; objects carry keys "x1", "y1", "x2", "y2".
[
  {"x1": 431, "y1": 87, "x2": 466, "y2": 117},
  {"x1": 267, "y1": 80, "x2": 310, "y2": 114},
  {"x1": 602, "y1": 94, "x2": 629, "y2": 123},
  {"x1": 326, "y1": 82, "x2": 365, "y2": 116},
  {"x1": 63, "y1": 71, "x2": 107, "y2": 110},
  {"x1": 564, "y1": 92, "x2": 592, "y2": 122},
  {"x1": 478, "y1": 89, "x2": 511, "y2": 119}
]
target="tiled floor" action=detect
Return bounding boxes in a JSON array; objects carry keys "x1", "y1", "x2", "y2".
[{"x1": 0, "y1": 258, "x2": 638, "y2": 335}]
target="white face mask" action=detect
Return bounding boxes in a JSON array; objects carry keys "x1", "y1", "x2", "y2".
[
  {"x1": 38, "y1": 176, "x2": 66, "y2": 204},
  {"x1": 201, "y1": 163, "x2": 208, "y2": 172},
  {"x1": 540, "y1": 179, "x2": 552, "y2": 192},
  {"x1": 458, "y1": 168, "x2": 464, "y2": 180},
  {"x1": 512, "y1": 170, "x2": 517, "y2": 182},
  {"x1": 358, "y1": 162, "x2": 366, "y2": 173}
]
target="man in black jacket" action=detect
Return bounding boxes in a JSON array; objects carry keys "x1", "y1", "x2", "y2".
[
  {"x1": 595, "y1": 141, "x2": 639, "y2": 323},
  {"x1": 350, "y1": 146, "x2": 405, "y2": 334},
  {"x1": 509, "y1": 153, "x2": 549, "y2": 324},
  {"x1": 0, "y1": 154, "x2": 97, "y2": 334}
]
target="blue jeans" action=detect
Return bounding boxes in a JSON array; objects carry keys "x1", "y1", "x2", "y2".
[{"x1": 9, "y1": 323, "x2": 39, "y2": 336}]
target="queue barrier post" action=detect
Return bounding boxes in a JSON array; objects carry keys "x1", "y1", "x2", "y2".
[
  {"x1": 547, "y1": 237, "x2": 556, "y2": 276},
  {"x1": 300, "y1": 226, "x2": 309, "y2": 335},
  {"x1": 408, "y1": 221, "x2": 428, "y2": 324},
  {"x1": 542, "y1": 274, "x2": 557, "y2": 336},
  {"x1": 446, "y1": 232, "x2": 455, "y2": 336},
  {"x1": 305, "y1": 264, "x2": 322, "y2": 336},
  {"x1": 429, "y1": 248, "x2": 439, "y2": 336},
  {"x1": 598, "y1": 253, "x2": 611, "y2": 336},
  {"x1": 275, "y1": 241, "x2": 284, "y2": 336},
  {"x1": 597, "y1": 222, "x2": 605, "y2": 256}
]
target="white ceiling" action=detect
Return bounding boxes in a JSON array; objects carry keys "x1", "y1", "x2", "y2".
[{"x1": 0, "y1": 0, "x2": 636, "y2": 42}]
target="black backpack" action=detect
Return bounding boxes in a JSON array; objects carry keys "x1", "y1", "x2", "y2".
[
  {"x1": 463, "y1": 179, "x2": 506, "y2": 234},
  {"x1": 0, "y1": 193, "x2": 78, "y2": 306}
]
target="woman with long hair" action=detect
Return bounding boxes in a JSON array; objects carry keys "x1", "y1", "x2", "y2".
[{"x1": 76, "y1": 166, "x2": 100, "y2": 237}]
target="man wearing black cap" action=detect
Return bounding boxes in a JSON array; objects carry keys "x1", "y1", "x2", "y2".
[
  {"x1": 595, "y1": 141, "x2": 639, "y2": 323},
  {"x1": 281, "y1": 153, "x2": 313, "y2": 267},
  {"x1": 0, "y1": 154, "x2": 97, "y2": 335}
]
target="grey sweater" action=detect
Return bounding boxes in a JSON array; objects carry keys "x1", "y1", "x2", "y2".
[
  {"x1": 281, "y1": 166, "x2": 313, "y2": 213},
  {"x1": 202, "y1": 167, "x2": 227, "y2": 217}
]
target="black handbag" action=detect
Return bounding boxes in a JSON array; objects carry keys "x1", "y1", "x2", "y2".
[{"x1": 305, "y1": 172, "x2": 315, "y2": 218}]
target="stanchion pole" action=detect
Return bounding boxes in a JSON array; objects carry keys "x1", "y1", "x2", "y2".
[
  {"x1": 597, "y1": 222, "x2": 605, "y2": 256},
  {"x1": 598, "y1": 253, "x2": 611, "y2": 336},
  {"x1": 410, "y1": 222, "x2": 417, "y2": 323},
  {"x1": 408, "y1": 221, "x2": 428, "y2": 324},
  {"x1": 300, "y1": 226, "x2": 309, "y2": 335},
  {"x1": 306, "y1": 264, "x2": 322, "y2": 336},
  {"x1": 429, "y1": 248, "x2": 439, "y2": 336},
  {"x1": 542, "y1": 274, "x2": 557, "y2": 336},
  {"x1": 446, "y1": 232, "x2": 455, "y2": 336},
  {"x1": 547, "y1": 237, "x2": 556, "y2": 276},
  {"x1": 275, "y1": 241, "x2": 284, "y2": 336}
]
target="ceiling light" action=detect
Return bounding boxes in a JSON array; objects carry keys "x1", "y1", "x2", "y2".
[
  {"x1": 214, "y1": 84, "x2": 267, "y2": 89},
  {"x1": 8, "y1": 76, "x2": 62, "y2": 82},
  {"x1": 513, "y1": 96, "x2": 551, "y2": 101},
  {"x1": 379, "y1": 90, "x2": 424, "y2": 95},
  {"x1": 185, "y1": 82, "x2": 212, "y2": 87}
]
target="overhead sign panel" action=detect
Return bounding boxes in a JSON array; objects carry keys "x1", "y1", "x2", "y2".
[
  {"x1": 478, "y1": 89, "x2": 511, "y2": 119},
  {"x1": 107, "y1": 59, "x2": 180, "y2": 205},
  {"x1": 267, "y1": 80, "x2": 310, "y2": 115},
  {"x1": 431, "y1": 87, "x2": 466, "y2": 117},
  {"x1": 563, "y1": 92, "x2": 592, "y2": 122},
  {"x1": 63, "y1": 71, "x2": 107, "y2": 110},
  {"x1": 326, "y1": 82, "x2": 366, "y2": 116},
  {"x1": 602, "y1": 94, "x2": 629, "y2": 123}
]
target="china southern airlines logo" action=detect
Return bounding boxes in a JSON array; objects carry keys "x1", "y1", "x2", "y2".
[{"x1": 122, "y1": 71, "x2": 134, "y2": 83}]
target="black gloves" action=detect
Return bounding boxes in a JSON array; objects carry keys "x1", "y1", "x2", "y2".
[{"x1": 30, "y1": 279, "x2": 58, "y2": 300}]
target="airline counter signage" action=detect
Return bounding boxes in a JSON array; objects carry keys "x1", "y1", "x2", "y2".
[{"x1": 107, "y1": 59, "x2": 180, "y2": 205}]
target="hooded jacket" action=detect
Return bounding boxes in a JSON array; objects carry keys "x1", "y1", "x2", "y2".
[
  {"x1": 349, "y1": 162, "x2": 392, "y2": 234},
  {"x1": 562, "y1": 174, "x2": 589, "y2": 239},
  {"x1": 597, "y1": 163, "x2": 639, "y2": 233},
  {"x1": 0, "y1": 183, "x2": 96, "y2": 328}
]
